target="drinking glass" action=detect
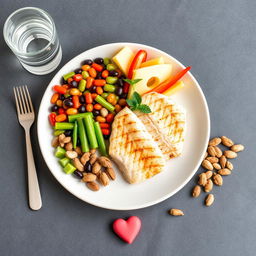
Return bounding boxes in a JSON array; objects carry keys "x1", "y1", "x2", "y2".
[{"x1": 3, "y1": 7, "x2": 62, "y2": 75}]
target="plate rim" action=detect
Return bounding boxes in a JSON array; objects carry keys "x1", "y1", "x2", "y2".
[{"x1": 37, "y1": 42, "x2": 210, "y2": 210}]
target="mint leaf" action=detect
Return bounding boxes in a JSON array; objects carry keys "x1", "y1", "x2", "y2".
[
  {"x1": 126, "y1": 99, "x2": 137, "y2": 107},
  {"x1": 136, "y1": 104, "x2": 152, "y2": 113},
  {"x1": 123, "y1": 78, "x2": 142, "y2": 86},
  {"x1": 132, "y1": 92, "x2": 142, "y2": 105}
]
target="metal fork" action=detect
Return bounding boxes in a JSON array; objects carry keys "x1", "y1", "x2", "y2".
[{"x1": 13, "y1": 86, "x2": 42, "y2": 210}]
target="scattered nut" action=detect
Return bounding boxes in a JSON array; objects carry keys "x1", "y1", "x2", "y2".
[
  {"x1": 221, "y1": 136, "x2": 234, "y2": 147},
  {"x1": 81, "y1": 152, "x2": 91, "y2": 165},
  {"x1": 214, "y1": 146, "x2": 222, "y2": 158},
  {"x1": 92, "y1": 161, "x2": 101, "y2": 175},
  {"x1": 205, "y1": 170, "x2": 213, "y2": 179},
  {"x1": 65, "y1": 151, "x2": 78, "y2": 159},
  {"x1": 98, "y1": 156, "x2": 112, "y2": 168},
  {"x1": 169, "y1": 209, "x2": 184, "y2": 216},
  {"x1": 86, "y1": 182, "x2": 100, "y2": 191},
  {"x1": 75, "y1": 146, "x2": 82, "y2": 155},
  {"x1": 99, "y1": 172, "x2": 110, "y2": 186},
  {"x1": 204, "y1": 179, "x2": 213, "y2": 192},
  {"x1": 65, "y1": 142, "x2": 73, "y2": 151},
  {"x1": 82, "y1": 173, "x2": 97, "y2": 182},
  {"x1": 206, "y1": 157, "x2": 219, "y2": 164},
  {"x1": 224, "y1": 150, "x2": 237, "y2": 159},
  {"x1": 226, "y1": 161, "x2": 233, "y2": 170},
  {"x1": 209, "y1": 137, "x2": 221, "y2": 146},
  {"x1": 198, "y1": 173, "x2": 207, "y2": 186},
  {"x1": 63, "y1": 136, "x2": 71, "y2": 144},
  {"x1": 106, "y1": 167, "x2": 116, "y2": 180},
  {"x1": 201, "y1": 160, "x2": 213, "y2": 171},
  {"x1": 90, "y1": 148, "x2": 97, "y2": 154},
  {"x1": 72, "y1": 158, "x2": 84, "y2": 172},
  {"x1": 218, "y1": 168, "x2": 232, "y2": 176},
  {"x1": 205, "y1": 194, "x2": 214, "y2": 206},
  {"x1": 213, "y1": 174, "x2": 223, "y2": 186},
  {"x1": 100, "y1": 108, "x2": 108, "y2": 117},
  {"x1": 213, "y1": 163, "x2": 221, "y2": 170},
  {"x1": 58, "y1": 134, "x2": 65, "y2": 147},
  {"x1": 192, "y1": 185, "x2": 201, "y2": 197},
  {"x1": 219, "y1": 155, "x2": 227, "y2": 169},
  {"x1": 231, "y1": 144, "x2": 244, "y2": 153},
  {"x1": 89, "y1": 153, "x2": 97, "y2": 165},
  {"x1": 52, "y1": 137, "x2": 59, "y2": 147},
  {"x1": 208, "y1": 146, "x2": 216, "y2": 157}
]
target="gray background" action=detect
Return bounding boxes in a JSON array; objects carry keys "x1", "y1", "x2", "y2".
[{"x1": 0, "y1": 0, "x2": 255, "y2": 255}]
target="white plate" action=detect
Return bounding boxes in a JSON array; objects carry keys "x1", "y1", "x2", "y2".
[{"x1": 38, "y1": 42, "x2": 210, "y2": 210}]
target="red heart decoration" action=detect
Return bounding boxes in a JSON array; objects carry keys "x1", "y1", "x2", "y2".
[{"x1": 113, "y1": 216, "x2": 141, "y2": 244}]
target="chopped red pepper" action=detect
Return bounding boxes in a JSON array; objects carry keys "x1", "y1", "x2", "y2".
[
  {"x1": 92, "y1": 63, "x2": 104, "y2": 72},
  {"x1": 53, "y1": 85, "x2": 67, "y2": 94},
  {"x1": 73, "y1": 74, "x2": 83, "y2": 82},
  {"x1": 48, "y1": 113, "x2": 56, "y2": 126}
]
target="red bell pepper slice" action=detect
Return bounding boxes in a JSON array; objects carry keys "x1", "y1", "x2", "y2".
[
  {"x1": 48, "y1": 113, "x2": 56, "y2": 126},
  {"x1": 148, "y1": 66, "x2": 191, "y2": 94},
  {"x1": 53, "y1": 85, "x2": 67, "y2": 94}
]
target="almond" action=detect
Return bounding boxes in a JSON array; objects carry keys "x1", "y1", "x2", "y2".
[
  {"x1": 198, "y1": 173, "x2": 207, "y2": 186},
  {"x1": 99, "y1": 172, "x2": 110, "y2": 186},
  {"x1": 221, "y1": 136, "x2": 234, "y2": 147},
  {"x1": 206, "y1": 157, "x2": 219, "y2": 164},
  {"x1": 204, "y1": 179, "x2": 213, "y2": 192},
  {"x1": 213, "y1": 174, "x2": 223, "y2": 186},
  {"x1": 89, "y1": 153, "x2": 97, "y2": 165},
  {"x1": 224, "y1": 150, "x2": 237, "y2": 159},
  {"x1": 98, "y1": 156, "x2": 112, "y2": 168},
  {"x1": 169, "y1": 209, "x2": 184, "y2": 216},
  {"x1": 209, "y1": 137, "x2": 221, "y2": 146},
  {"x1": 192, "y1": 185, "x2": 201, "y2": 197},
  {"x1": 106, "y1": 167, "x2": 116, "y2": 180},
  {"x1": 205, "y1": 170, "x2": 213, "y2": 179},
  {"x1": 72, "y1": 158, "x2": 84, "y2": 172},
  {"x1": 218, "y1": 168, "x2": 231, "y2": 176},
  {"x1": 214, "y1": 146, "x2": 222, "y2": 158},
  {"x1": 65, "y1": 151, "x2": 78, "y2": 159},
  {"x1": 82, "y1": 173, "x2": 97, "y2": 182},
  {"x1": 86, "y1": 182, "x2": 100, "y2": 191},
  {"x1": 219, "y1": 155, "x2": 227, "y2": 169},
  {"x1": 92, "y1": 161, "x2": 101, "y2": 175},
  {"x1": 81, "y1": 152, "x2": 91, "y2": 165},
  {"x1": 226, "y1": 161, "x2": 233, "y2": 170},
  {"x1": 205, "y1": 194, "x2": 214, "y2": 206},
  {"x1": 213, "y1": 163, "x2": 221, "y2": 170},
  {"x1": 208, "y1": 146, "x2": 216, "y2": 157},
  {"x1": 65, "y1": 142, "x2": 73, "y2": 151},
  {"x1": 231, "y1": 144, "x2": 244, "y2": 153},
  {"x1": 202, "y1": 160, "x2": 213, "y2": 171},
  {"x1": 52, "y1": 136, "x2": 59, "y2": 147}
]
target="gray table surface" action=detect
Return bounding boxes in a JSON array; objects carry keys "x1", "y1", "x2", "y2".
[{"x1": 1, "y1": 0, "x2": 255, "y2": 255}]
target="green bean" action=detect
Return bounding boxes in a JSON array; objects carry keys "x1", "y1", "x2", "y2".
[
  {"x1": 83, "y1": 115, "x2": 98, "y2": 149},
  {"x1": 55, "y1": 146, "x2": 66, "y2": 158},
  {"x1": 59, "y1": 157, "x2": 70, "y2": 167},
  {"x1": 55, "y1": 122, "x2": 74, "y2": 130},
  {"x1": 63, "y1": 163, "x2": 76, "y2": 174},
  {"x1": 101, "y1": 92, "x2": 109, "y2": 99},
  {"x1": 82, "y1": 70, "x2": 89, "y2": 79},
  {"x1": 106, "y1": 76, "x2": 118, "y2": 84},
  {"x1": 68, "y1": 112, "x2": 93, "y2": 122},
  {"x1": 77, "y1": 118, "x2": 89, "y2": 152},
  {"x1": 72, "y1": 121, "x2": 78, "y2": 148},
  {"x1": 103, "y1": 58, "x2": 111, "y2": 66},
  {"x1": 54, "y1": 130, "x2": 65, "y2": 136},
  {"x1": 63, "y1": 71, "x2": 75, "y2": 81},
  {"x1": 78, "y1": 79, "x2": 86, "y2": 92},
  {"x1": 103, "y1": 84, "x2": 116, "y2": 92},
  {"x1": 94, "y1": 122, "x2": 107, "y2": 156},
  {"x1": 95, "y1": 95, "x2": 115, "y2": 112},
  {"x1": 106, "y1": 63, "x2": 117, "y2": 71}
]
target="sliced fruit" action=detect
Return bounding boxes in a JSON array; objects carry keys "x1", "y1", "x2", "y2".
[
  {"x1": 128, "y1": 64, "x2": 172, "y2": 98},
  {"x1": 112, "y1": 47, "x2": 135, "y2": 76},
  {"x1": 162, "y1": 81, "x2": 185, "y2": 96},
  {"x1": 140, "y1": 57, "x2": 164, "y2": 68}
]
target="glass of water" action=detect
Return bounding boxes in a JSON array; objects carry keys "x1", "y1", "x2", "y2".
[{"x1": 3, "y1": 7, "x2": 62, "y2": 75}]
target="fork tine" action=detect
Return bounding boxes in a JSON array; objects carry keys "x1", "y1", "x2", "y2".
[
  {"x1": 15, "y1": 87, "x2": 25, "y2": 114},
  {"x1": 25, "y1": 85, "x2": 34, "y2": 113},
  {"x1": 22, "y1": 86, "x2": 31, "y2": 113},
  {"x1": 18, "y1": 86, "x2": 27, "y2": 114},
  {"x1": 13, "y1": 87, "x2": 21, "y2": 115}
]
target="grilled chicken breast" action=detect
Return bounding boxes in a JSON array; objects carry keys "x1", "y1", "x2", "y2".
[
  {"x1": 135, "y1": 92, "x2": 186, "y2": 159},
  {"x1": 109, "y1": 107, "x2": 165, "y2": 184}
]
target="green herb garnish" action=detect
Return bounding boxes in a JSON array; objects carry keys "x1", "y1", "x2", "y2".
[
  {"x1": 123, "y1": 78, "x2": 142, "y2": 86},
  {"x1": 126, "y1": 92, "x2": 152, "y2": 114}
]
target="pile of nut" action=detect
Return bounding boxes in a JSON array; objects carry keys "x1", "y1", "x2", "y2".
[
  {"x1": 192, "y1": 136, "x2": 244, "y2": 206},
  {"x1": 52, "y1": 134, "x2": 116, "y2": 191}
]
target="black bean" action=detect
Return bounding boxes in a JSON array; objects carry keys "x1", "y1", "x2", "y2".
[
  {"x1": 83, "y1": 59, "x2": 93, "y2": 65},
  {"x1": 116, "y1": 78, "x2": 124, "y2": 87},
  {"x1": 120, "y1": 93, "x2": 128, "y2": 99},
  {"x1": 64, "y1": 130, "x2": 72, "y2": 136},
  {"x1": 73, "y1": 170, "x2": 83, "y2": 179},
  {"x1": 78, "y1": 105, "x2": 86, "y2": 113},
  {"x1": 79, "y1": 95, "x2": 85, "y2": 104},
  {"x1": 61, "y1": 77, "x2": 66, "y2": 84},
  {"x1": 63, "y1": 99, "x2": 73, "y2": 107},
  {"x1": 59, "y1": 94, "x2": 65, "y2": 101},
  {"x1": 85, "y1": 162, "x2": 92, "y2": 172},
  {"x1": 92, "y1": 109, "x2": 100, "y2": 116},
  {"x1": 70, "y1": 80, "x2": 78, "y2": 88},
  {"x1": 75, "y1": 68, "x2": 82, "y2": 74},
  {"x1": 115, "y1": 87, "x2": 123, "y2": 96},
  {"x1": 90, "y1": 86, "x2": 97, "y2": 93},
  {"x1": 94, "y1": 58, "x2": 104, "y2": 64},
  {"x1": 51, "y1": 105, "x2": 58, "y2": 112},
  {"x1": 103, "y1": 134, "x2": 110, "y2": 140},
  {"x1": 109, "y1": 70, "x2": 119, "y2": 77},
  {"x1": 96, "y1": 71, "x2": 102, "y2": 79}
]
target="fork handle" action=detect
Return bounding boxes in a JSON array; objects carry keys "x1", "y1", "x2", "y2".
[{"x1": 25, "y1": 129, "x2": 42, "y2": 210}]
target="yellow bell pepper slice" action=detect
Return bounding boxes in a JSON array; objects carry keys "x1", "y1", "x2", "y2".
[{"x1": 162, "y1": 81, "x2": 185, "y2": 96}]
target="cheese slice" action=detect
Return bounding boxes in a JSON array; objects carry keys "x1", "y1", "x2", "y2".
[
  {"x1": 140, "y1": 57, "x2": 164, "y2": 68},
  {"x1": 128, "y1": 64, "x2": 172, "y2": 98},
  {"x1": 112, "y1": 47, "x2": 135, "y2": 76}
]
